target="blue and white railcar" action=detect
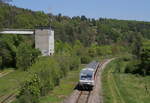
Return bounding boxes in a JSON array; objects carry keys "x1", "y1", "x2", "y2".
[
  {"x1": 79, "y1": 61, "x2": 99, "y2": 88},
  {"x1": 79, "y1": 68, "x2": 95, "y2": 86}
]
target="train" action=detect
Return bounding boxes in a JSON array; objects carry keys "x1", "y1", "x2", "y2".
[{"x1": 78, "y1": 61, "x2": 100, "y2": 89}]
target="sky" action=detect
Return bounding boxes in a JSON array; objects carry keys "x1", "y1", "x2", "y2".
[{"x1": 10, "y1": 0, "x2": 150, "y2": 21}]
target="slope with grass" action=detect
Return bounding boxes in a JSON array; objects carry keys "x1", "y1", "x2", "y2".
[
  {"x1": 102, "y1": 58, "x2": 150, "y2": 103},
  {"x1": 39, "y1": 64, "x2": 85, "y2": 103},
  {"x1": 0, "y1": 70, "x2": 29, "y2": 97}
]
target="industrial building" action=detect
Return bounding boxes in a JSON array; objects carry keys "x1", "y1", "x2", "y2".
[{"x1": 35, "y1": 28, "x2": 54, "y2": 56}]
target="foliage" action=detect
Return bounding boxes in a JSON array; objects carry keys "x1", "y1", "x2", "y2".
[
  {"x1": 39, "y1": 65, "x2": 82, "y2": 103},
  {"x1": 102, "y1": 58, "x2": 150, "y2": 103},
  {"x1": 80, "y1": 56, "x2": 92, "y2": 64},
  {"x1": 17, "y1": 74, "x2": 41, "y2": 103},
  {"x1": 0, "y1": 34, "x2": 40, "y2": 70},
  {"x1": 125, "y1": 60, "x2": 140, "y2": 73},
  {"x1": 0, "y1": 3, "x2": 150, "y2": 47},
  {"x1": 17, "y1": 54, "x2": 81, "y2": 102},
  {"x1": 16, "y1": 43, "x2": 32, "y2": 70},
  {"x1": 0, "y1": 2, "x2": 149, "y2": 71},
  {"x1": 125, "y1": 40, "x2": 150, "y2": 75},
  {"x1": 0, "y1": 35, "x2": 18, "y2": 68},
  {"x1": 16, "y1": 42, "x2": 40, "y2": 71},
  {"x1": 69, "y1": 56, "x2": 80, "y2": 70},
  {"x1": 139, "y1": 40, "x2": 150, "y2": 75}
]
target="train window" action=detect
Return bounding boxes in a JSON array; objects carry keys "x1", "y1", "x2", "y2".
[
  {"x1": 81, "y1": 74, "x2": 92, "y2": 80},
  {"x1": 81, "y1": 75, "x2": 87, "y2": 80},
  {"x1": 80, "y1": 69, "x2": 94, "y2": 80},
  {"x1": 81, "y1": 72, "x2": 92, "y2": 80}
]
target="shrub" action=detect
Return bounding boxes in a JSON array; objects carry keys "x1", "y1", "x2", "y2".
[
  {"x1": 17, "y1": 89, "x2": 39, "y2": 103},
  {"x1": 18, "y1": 74, "x2": 41, "y2": 103},
  {"x1": 69, "y1": 56, "x2": 80, "y2": 70},
  {"x1": 55, "y1": 56, "x2": 70, "y2": 77},
  {"x1": 88, "y1": 48, "x2": 97, "y2": 57},
  {"x1": 81, "y1": 56, "x2": 91, "y2": 64},
  {"x1": 125, "y1": 60, "x2": 140, "y2": 74}
]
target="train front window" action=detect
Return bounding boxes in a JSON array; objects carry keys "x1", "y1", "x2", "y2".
[
  {"x1": 81, "y1": 74, "x2": 92, "y2": 80},
  {"x1": 87, "y1": 74, "x2": 92, "y2": 80},
  {"x1": 81, "y1": 75, "x2": 87, "y2": 80},
  {"x1": 80, "y1": 69, "x2": 93, "y2": 80}
]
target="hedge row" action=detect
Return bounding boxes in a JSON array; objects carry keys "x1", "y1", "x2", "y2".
[{"x1": 16, "y1": 55, "x2": 80, "y2": 103}]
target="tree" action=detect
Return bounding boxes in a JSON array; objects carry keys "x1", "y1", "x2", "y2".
[
  {"x1": 140, "y1": 40, "x2": 150, "y2": 75},
  {"x1": 81, "y1": 15, "x2": 87, "y2": 21},
  {"x1": 131, "y1": 32, "x2": 143, "y2": 58},
  {"x1": 88, "y1": 44, "x2": 97, "y2": 57},
  {"x1": 0, "y1": 35, "x2": 17, "y2": 68},
  {"x1": 16, "y1": 43, "x2": 33, "y2": 70}
]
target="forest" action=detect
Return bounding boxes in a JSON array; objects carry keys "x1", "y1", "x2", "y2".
[{"x1": 0, "y1": 1, "x2": 150, "y2": 103}]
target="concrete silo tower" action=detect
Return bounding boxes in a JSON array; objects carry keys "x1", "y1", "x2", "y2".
[{"x1": 35, "y1": 27, "x2": 54, "y2": 56}]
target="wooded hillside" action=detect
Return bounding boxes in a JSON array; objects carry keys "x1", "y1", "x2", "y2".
[{"x1": 0, "y1": 2, "x2": 150, "y2": 46}]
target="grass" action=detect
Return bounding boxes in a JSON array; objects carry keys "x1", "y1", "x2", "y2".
[
  {"x1": 39, "y1": 64, "x2": 84, "y2": 103},
  {"x1": 0, "y1": 62, "x2": 84, "y2": 103},
  {"x1": 102, "y1": 58, "x2": 150, "y2": 103},
  {"x1": 0, "y1": 70, "x2": 30, "y2": 97}
]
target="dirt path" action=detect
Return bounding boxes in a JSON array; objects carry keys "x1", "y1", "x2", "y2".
[
  {"x1": 63, "y1": 59, "x2": 114, "y2": 103},
  {"x1": 0, "y1": 70, "x2": 14, "y2": 78}
]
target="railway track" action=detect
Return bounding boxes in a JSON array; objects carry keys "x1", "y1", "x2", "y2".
[
  {"x1": 76, "y1": 91, "x2": 91, "y2": 103},
  {"x1": 0, "y1": 89, "x2": 17, "y2": 103},
  {"x1": 1, "y1": 93, "x2": 16, "y2": 103}
]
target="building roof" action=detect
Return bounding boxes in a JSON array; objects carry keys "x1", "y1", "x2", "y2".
[{"x1": 35, "y1": 26, "x2": 54, "y2": 30}]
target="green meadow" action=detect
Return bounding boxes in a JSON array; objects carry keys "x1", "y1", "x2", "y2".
[{"x1": 102, "y1": 59, "x2": 150, "y2": 103}]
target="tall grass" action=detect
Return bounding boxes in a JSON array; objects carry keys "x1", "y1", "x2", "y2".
[{"x1": 102, "y1": 58, "x2": 150, "y2": 103}]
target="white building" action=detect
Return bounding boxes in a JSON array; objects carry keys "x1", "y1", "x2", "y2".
[{"x1": 35, "y1": 28, "x2": 54, "y2": 56}]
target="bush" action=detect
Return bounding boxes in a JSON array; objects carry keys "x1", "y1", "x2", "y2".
[
  {"x1": 125, "y1": 40, "x2": 150, "y2": 75},
  {"x1": 81, "y1": 56, "x2": 91, "y2": 64},
  {"x1": 17, "y1": 90, "x2": 39, "y2": 103},
  {"x1": 16, "y1": 43, "x2": 40, "y2": 71},
  {"x1": 38, "y1": 68, "x2": 54, "y2": 96},
  {"x1": 125, "y1": 60, "x2": 140, "y2": 74},
  {"x1": 69, "y1": 56, "x2": 80, "y2": 70},
  {"x1": 35, "y1": 57, "x2": 61, "y2": 96},
  {"x1": 55, "y1": 56, "x2": 70, "y2": 77},
  {"x1": 122, "y1": 56, "x2": 132, "y2": 61},
  {"x1": 18, "y1": 55, "x2": 82, "y2": 99},
  {"x1": 88, "y1": 48, "x2": 97, "y2": 57},
  {"x1": 18, "y1": 74, "x2": 41, "y2": 103},
  {"x1": 140, "y1": 40, "x2": 150, "y2": 75}
]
